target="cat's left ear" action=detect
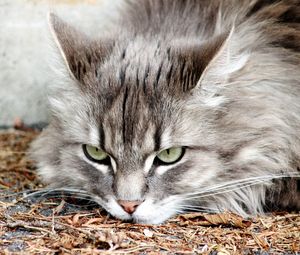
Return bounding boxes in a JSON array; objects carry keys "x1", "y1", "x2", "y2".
[
  {"x1": 195, "y1": 27, "x2": 249, "y2": 89},
  {"x1": 48, "y1": 13, "x2": 112, "y2": 84}
]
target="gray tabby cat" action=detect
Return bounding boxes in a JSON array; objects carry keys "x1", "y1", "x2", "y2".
[{"x1": 31, "y1": 0, "x2": 300, "y2": 224}]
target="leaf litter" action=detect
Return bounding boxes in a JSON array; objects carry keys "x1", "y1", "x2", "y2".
[{"x1": 0, "y1": 129, "x2": 299, "y2": 254}]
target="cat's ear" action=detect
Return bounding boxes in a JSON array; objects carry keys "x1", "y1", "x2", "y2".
[
  {"x1": 195, "y1": 27, "x2": 249, "y2": 89},
  {"x1": 172, "y1": 27, "x2": 248, "y2": 94},
  {"x1": 48, "y1": 13, "x2": 111, "y2": 83}
]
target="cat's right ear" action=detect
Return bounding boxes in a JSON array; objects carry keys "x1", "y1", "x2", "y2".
[{"x1": 48, "y1": 13, "x2": 112, "y2": 83}]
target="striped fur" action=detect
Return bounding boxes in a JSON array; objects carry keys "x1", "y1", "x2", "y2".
[{"x1": 31, "y1": 0, "x2": 300, "y2": 223}]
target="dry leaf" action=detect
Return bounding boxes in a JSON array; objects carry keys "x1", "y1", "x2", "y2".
[
  {"x1": 83, "y1": 217, "x2": 103, "y2": 226},
  {"x1": 72, "y1": 214, "x2": 81, "y2": 225},
  {"x1": 204, "y1": 212, "x2": 251, "y2": 228},
  {"x1": 181, "y1": 212, "x2": 251, "y2": 228}
]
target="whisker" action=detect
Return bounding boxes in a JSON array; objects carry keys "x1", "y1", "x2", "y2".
[
  {"x1": 24, "y1": 187, "x2": 89, "y2": 198},
  {"x1": 23, "y1": 188, "x2": 92, "y2": 204},
  {"x1": 185, "y1": 180, "x2": 267, "y2": 200},
  {"x1": 35, "y1": 194, "x2": 95, "y2": 201},
  {"x1": 21, "y1": 189, "x2": 99, "y2": 208},
  {"x1": 182, "y1": 172, "x2": 300, "y2": 200},
  {"x1": 197, "y1": 174, "x2": 293, "y2": 193},
  {"x1": 190, "y1": 173, "x2": 299, "y2": 194},
  {"x1": 179, "y1": 205, "x2": 220, "y2": 213},
  {"x1": 202, "y1": 178, "x2": 266, "y2": 193},
  {"x1": 179, "y1": 204, "x2": 217, "y2": 210},
  {"x1": 183, "y1": 179, "x2": 265, "y2": 199}
]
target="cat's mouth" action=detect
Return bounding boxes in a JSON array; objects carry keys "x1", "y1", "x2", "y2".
[{"x1": 94, "y1": 196, "x2": 181, "y2": 224}]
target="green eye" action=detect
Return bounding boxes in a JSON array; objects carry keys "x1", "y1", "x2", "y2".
[
  {"x1": 83, "y1": 145, "x2": 110, "y2": 164},
  {"x1": 156, "y1": 147, "x2": 185, "y2": 165}
]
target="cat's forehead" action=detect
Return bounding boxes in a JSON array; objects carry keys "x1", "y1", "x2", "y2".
[
  {"x1": 86, "y1": 83, "x2": 180, "y2": 162},
  {"x1": 99, "y1": 85, "x2": 170, "y2": 157},
  {"x1": 82, "y1": 39, "x2": 196, "y2": 157},
  {"x1": 96, "y1": 36, "x2": 205, "y2": 98},
  {"x1": 115, "y1": 38, "x2": 167, "y2": 64},
  {"x1": 99, "y1": 39, "x2": 176, "y2": 93}
]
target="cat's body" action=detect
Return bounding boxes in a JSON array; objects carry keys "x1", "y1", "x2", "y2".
[{"x1": 31, "y1": 0, "x2": 300, "y2": 224}]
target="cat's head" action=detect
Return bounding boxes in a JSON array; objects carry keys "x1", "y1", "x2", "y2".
[{"x1": 31, "y1": 14, "x2": 249, "y2": 224}]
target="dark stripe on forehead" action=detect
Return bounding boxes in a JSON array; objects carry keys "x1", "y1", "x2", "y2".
[
  {"x1": 155, "y1": 61, "x2": 163, "y2": 87},
  {"x1": 143, "y1": 64, "x2": 150, "y2": 92},
  {"x1": 136, "y1": 67, "x2": 140, "y2": 87},
  {"x1": 154, "y1": 126, "x2": 161, "y2": 152},
  {"x1": 119, "y1": 62, "x2": 129, "y2": 87},
  {"x1": 166, "y1": 63, "x2": 173, "y2": 86},
  {"x1": 166, "y1": 47, "x2": 171, "y2": 59},
  {"x1": 122, "y1": 87, "x2": 129, "y2": 144},
  {"x1": 121, "y1": 48, "x2": 126, "y2": 59},
  {"x1": 179, "y1": 61, "x2": 187, "y2": 91},
  {"x1": 99, "y1": 122, "x2": 105, "y2": 150}
]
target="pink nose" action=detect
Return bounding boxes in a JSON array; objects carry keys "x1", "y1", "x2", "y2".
[{"x1": 117, "y1": 200, "x2": 142, "y2": 214}]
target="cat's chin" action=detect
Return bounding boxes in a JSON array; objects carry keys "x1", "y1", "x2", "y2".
[{"x1": 132, "y1": 198, "x2": 179, "y2": 224}]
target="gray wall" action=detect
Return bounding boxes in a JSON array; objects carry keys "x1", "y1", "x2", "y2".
[{"x1": 0, "y1": 0, "x2": 120, "y2": 127}]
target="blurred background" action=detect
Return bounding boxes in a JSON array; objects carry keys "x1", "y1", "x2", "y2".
[{"x1": 0, "y1": 0, "x2": 120, "y2": 127}]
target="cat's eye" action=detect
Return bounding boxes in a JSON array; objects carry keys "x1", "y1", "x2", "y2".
[
  {"x1": 83, "y1": 145, "x2": 110, "y2": 165},
  {"x1": 155, "y1": 147, "x2": 185, "y2": 165}
]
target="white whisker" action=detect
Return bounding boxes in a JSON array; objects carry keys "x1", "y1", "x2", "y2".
[
  {"x1": 182, "y1": 173, "x2": 299, "y2": 199},
  {"x1": 24, "y1": 187, "x2": 90, "y2": 199}
]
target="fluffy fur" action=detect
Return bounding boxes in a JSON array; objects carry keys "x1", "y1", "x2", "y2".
[{"x1": 31, "y1": 0, "x2": 300, "y2": 224}]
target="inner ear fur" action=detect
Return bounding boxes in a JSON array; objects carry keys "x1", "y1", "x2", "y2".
[
  {"x1": 170, "y1": 27, "x2": 245, "y2": 92},
  {"x1": 49, "y1": 13, "x2": 112, "y2": 83}
]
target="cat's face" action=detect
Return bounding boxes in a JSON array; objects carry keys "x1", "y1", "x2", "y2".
[
  {"x1": 32, "y1": 14, "x2": 247, "y2": 224},
  {"x1": 52, "y1": 88, "x2": 222, "y2": 224}
]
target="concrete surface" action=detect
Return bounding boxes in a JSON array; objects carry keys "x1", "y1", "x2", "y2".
[{"x1": 0, "y1": 0, "x2": 120, "y2": 127}]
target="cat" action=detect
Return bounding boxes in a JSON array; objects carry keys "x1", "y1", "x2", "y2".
[{"x1": 31, "y1": 0, "x2": 300, "y2": 224}]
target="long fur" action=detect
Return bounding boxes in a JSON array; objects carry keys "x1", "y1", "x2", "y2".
[{"x1": 31, "y1": 0, "x2": 300, "y2": 224}]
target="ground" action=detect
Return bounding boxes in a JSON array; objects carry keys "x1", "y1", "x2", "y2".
[{"x1": 0, "y1": 129, "x2": 299, "y2": 254}]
